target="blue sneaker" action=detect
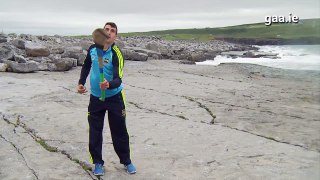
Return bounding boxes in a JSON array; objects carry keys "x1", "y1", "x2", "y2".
[
  {"x1": 93, "y1": 163, "x2": 104, "y2": 176},
  {"x1": 125, "y1": 163, "x2": 137, "y2": 174}
]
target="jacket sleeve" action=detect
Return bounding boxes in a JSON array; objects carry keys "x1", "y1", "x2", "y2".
[
  {"x1": 78, "y1": 45, "x2": 93, "y2": 85},
  {"x1": 108, "y1": 47, "x2": 124, "y2": 89}
]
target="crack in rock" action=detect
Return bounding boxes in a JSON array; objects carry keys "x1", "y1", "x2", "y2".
[
  {"x1": 125, "y1": 84, "x2": 317, "y2": 151},
  {"x1": 1, "y1": 112, "x2": 96, "y2": 179},
  {"x1": 59, "y1": 86, "x2": 76, "y2": 93},
  {"x1": 0, "y1": 134, "x2": 39, "y2": 180},
  {"x1": 128, "y1": 101, "x2": 188, "y2": 120},
  {"x1": 219, "y1": 124, "x2": 316, "y2": 152},
  {"x1": 126, "y1": 84, "x2": 215, "y2": 122},
  {"x1": 183, "y1": 96, "x2": 216, "y2": 124}
]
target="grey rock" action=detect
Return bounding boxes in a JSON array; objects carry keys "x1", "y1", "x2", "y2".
[
  {"x1": 133, "y1": 52, "x2": 148, "y2": 61},
  {"x1": 61, "y1": 46, "x2": 83, "y2": 59},
  {"x1": 188, "y1": 52, "x2": 207, "y2": 62},
  {"x1": 38, "y1": 35, "x2": 49, "y2": 41},
  {"x1": 36, "y1": 62, "x2": 50, "y2": 71},
  {"x1": 115, "y1": 39, "x2": 125, "y2": 49},
  {"x1": 0, "y1": 63, "x2": 8, "y2": 72},
  {"x1": 0, "y1": 45, "x2": 14, "y2": 60},
  {"x1": 50, "y1": 46, "x2": 65, "y2": 54},
  {"x1": 77, "y1": 52, "x2": 86, "y2": 66},
  {"x1": 0, "y1": 38, "x2": 7, "y2": 43},
  {"x1": 48, "y1": 54, "x2": 61, "y2": 61},
  {"x1": 48, "y1": 58, "x2": 75, "y2": 71},
  {"x1": 179, "y1": 60, "x2": 195, "y2": 65},
  {"x1": 0, "y1": 33, "x2": 8, "y2": 43},
  {"x1": 244, "y1": 51, "x2": 278, "y2": 58},
  {"x1": 145, "y1": 42, "x2": 170, "y2": 56},
  {"x1": 12, "y1": 38, "x2": 26, "y2": 49},
  {"x1": 122, "y1": 49, "x2": 148, "y2": 61},
  {"x1": 8, "y1": 33, "x2": 17, "y2": 38},
  {"x1": 150, "y1": 54, "x2": 162, "y2": 60},
  {"x1": 3, "y1": 60, "x2": 38, "y2": 73},
  {"x1": 221, "y1": 51, "x2": 246, "y2": 57},
  {"x1": 55, "y1": 38, "x2": 62, "y2": 43},
  {"x1": 126, "y1": 47, "x2": 162, "y2": 59},
  {"x1": 31, "y1": 57, "x2": 52, "y2": 63},
  {"x1": 78, "y1": 40, "x2": 92, "y2": 50},
  {"x1": 0, "y1": 33, "x2": 8, "y2": 38},
  {"x1": 14, "y1": 54, "x2": 27, "y2": 63},
  {"x1": 18, "y1": 34, "x2": 38, "y2": 41},
  {"x1": 25, "y1": 42, "x2": 50, "y2": 57}
]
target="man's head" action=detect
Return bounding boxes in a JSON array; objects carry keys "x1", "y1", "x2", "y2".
[
  {"x1": 92, "y1": 28, "x2": 109, "y2": 46},
  {"x1": 104, "y1": 22, "x2": 117, "y2": 44}
]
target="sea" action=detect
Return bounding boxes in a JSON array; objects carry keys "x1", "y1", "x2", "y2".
[{"x1": 196, "y1": 45, "x2": 320, "y2": 71}]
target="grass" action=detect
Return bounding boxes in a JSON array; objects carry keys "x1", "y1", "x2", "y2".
[
  {"x1": 65, "y1": 18, "x2": 319, "y2": 42},
  {"x1": 36, "y1": 138, "x2": 58, "y2": 152},
  {"x1": 119, "y1": 18, "x2": 320, "y2": 41}
]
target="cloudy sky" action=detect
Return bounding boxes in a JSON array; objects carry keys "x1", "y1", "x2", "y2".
[{"x1": 0, "y1": 0, "x2": 319, "y2": 35}]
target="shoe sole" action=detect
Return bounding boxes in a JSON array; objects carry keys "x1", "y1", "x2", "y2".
[
  {"x1": 93, "y1": 173, "x2": 104, "y2": 176},
  {"x1": 124, "y1": 165, "x2": 137, "y2": 174},
  {"x1": 127, "y1": 170, "x2": 136, "y2": 174}
]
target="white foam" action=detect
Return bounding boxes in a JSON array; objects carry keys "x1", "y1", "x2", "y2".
[{"x1": 196, "y1": 45, "x2": 320, "y2": 71}]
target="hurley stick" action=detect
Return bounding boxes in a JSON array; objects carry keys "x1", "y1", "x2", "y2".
[{"x1": 92, "y1": 28, "x2": 110, "y2": 101}]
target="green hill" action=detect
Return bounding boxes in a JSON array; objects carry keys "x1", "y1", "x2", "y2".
[{"x1": 120, "y1": 18, "x2": 320, "y2": 44}]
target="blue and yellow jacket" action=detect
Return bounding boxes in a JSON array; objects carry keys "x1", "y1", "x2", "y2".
[{"x1": 78, "y1": 43, "x2": 124, "y2": 98}]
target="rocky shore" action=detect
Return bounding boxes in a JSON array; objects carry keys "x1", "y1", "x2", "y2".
[
  {"x1": 0, "y1": 32, "x2": 319, "y2": 179},
  {"x1": 0, "y1": 33, "x2": 281, "y2": 73},
  {"x1": 1, "y1": 61, "x2": 319, "y2": 179},
  {"x1": 215, "y1": 37, "x2": 320, "y2": 45}
]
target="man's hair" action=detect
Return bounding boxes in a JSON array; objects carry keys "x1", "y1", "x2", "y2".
[
  {"x1": 104, "y1": 22, "x2": 118, "y2": 34},
  {"x1": 92, "y1": 28, "x2": 109, "y2": 46}
]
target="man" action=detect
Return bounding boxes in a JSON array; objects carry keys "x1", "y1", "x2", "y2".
[{"x1": 77, "y1": 22, "x2": 136, "y2": 176}]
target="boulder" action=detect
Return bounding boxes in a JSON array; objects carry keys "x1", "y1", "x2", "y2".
[
  {"x1": 30, "y1": 56, "x2": 52, "y2": 63},
  {"x1": 243, "y1": 51, "x2": 278, "y2": 58},
  {"x1": 0, "y1": 33, "x2": 8, "y2": 43},
  {"x1": 36, "y1": 62, "x2": 49, "y2": 71},
  {"x1": 122, "y1": 49, "x2": 148, "y2": 61},
  {"x1": 221, "y1": 51, "x2": 246, "y2": 57},
  {"x1": 188, "y1": 52, "x2": 207, "y2": 62},
  {"x1": 38, "y1": 35, "x2": 49, "y2": 41},
  {"x1": 0, "y1": 38, "x2": 7, "y2": 43},
  {"x1": 78, "y1": 52, "x2": 86, "y2": 66},
  {"x1": 79, "y1": 40, "x2": 92, "y2": 50},
  {"x1": 55, "y1": 37, "x2": 62, "y2": 44},
  {"x1": 8, "y1": 33, "x2": 17, "y2": 38},
  {"x1": 0, "y1": 33, "x2": 8, "y2": 38},
  {"x1": 179, "y1": 60, "x2": 195, "y2": 65},
  {"x1": 19, "y1": 34, "x2": 37, "y2": 41},
  {"x1": 48, "y1": 58, "x2": 75, "y2": 71},
  {"x1": 3, "y1": 60, "x2": 38, "y2": 73},
  {"x1": 12, "y1": 38, "x2": 26, "y2": 49},
  {"x1": 61, "y1": 46, "x2": 83, "y2": 59},
  {"x1": 14, "y1": 54, "x2": 27, "y2": 63},
  {"x1": 0, "y1": 45, "x2": 14, "y2": 60},
  {"x1": 126, "y1": 47, "x2": 162, "y2": 59},
  {"x1": 115, "y1": 39, "x2": 125, "y2": 49},
  {"x1": 49, "y1": 46, "x2": 65, "y2": 54},
  {"x1": 132, "y1": 52, "x2": 148, "y2": 61},
  {"x1": 145, "y1": 42, "x2": 170, "y2": 56},
  {"x1": 25, "y1": 42, "x2": 50, "y2": 57},
  {"x1": 0, "y1": 63, "x2": 8, "y2": 72}
]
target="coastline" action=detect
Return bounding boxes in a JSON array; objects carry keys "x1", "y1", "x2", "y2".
[{"x1": 1, "y1": 60, "x2": 319, "y2": 179}]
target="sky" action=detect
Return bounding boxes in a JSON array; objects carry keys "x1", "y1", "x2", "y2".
[{"x1": 0, "y1": 0, "x2": 319, "y2": 35}]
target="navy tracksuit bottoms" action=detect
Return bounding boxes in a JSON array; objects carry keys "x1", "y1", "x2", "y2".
[{"x1": 87, "y1": 91, "x2": 131, "y2": 166}]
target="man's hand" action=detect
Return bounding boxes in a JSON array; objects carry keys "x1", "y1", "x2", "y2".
[
  {"x1": 100, "y1": 79, "x2": 109, "y2": 90},
  {"x1": 77, "y1": 84, "x2": 87, "y2": 94}
]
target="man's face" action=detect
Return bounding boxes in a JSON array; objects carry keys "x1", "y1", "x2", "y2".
[{"x1": 104, "y1": 24, "x2": 117, "y2": 44}]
